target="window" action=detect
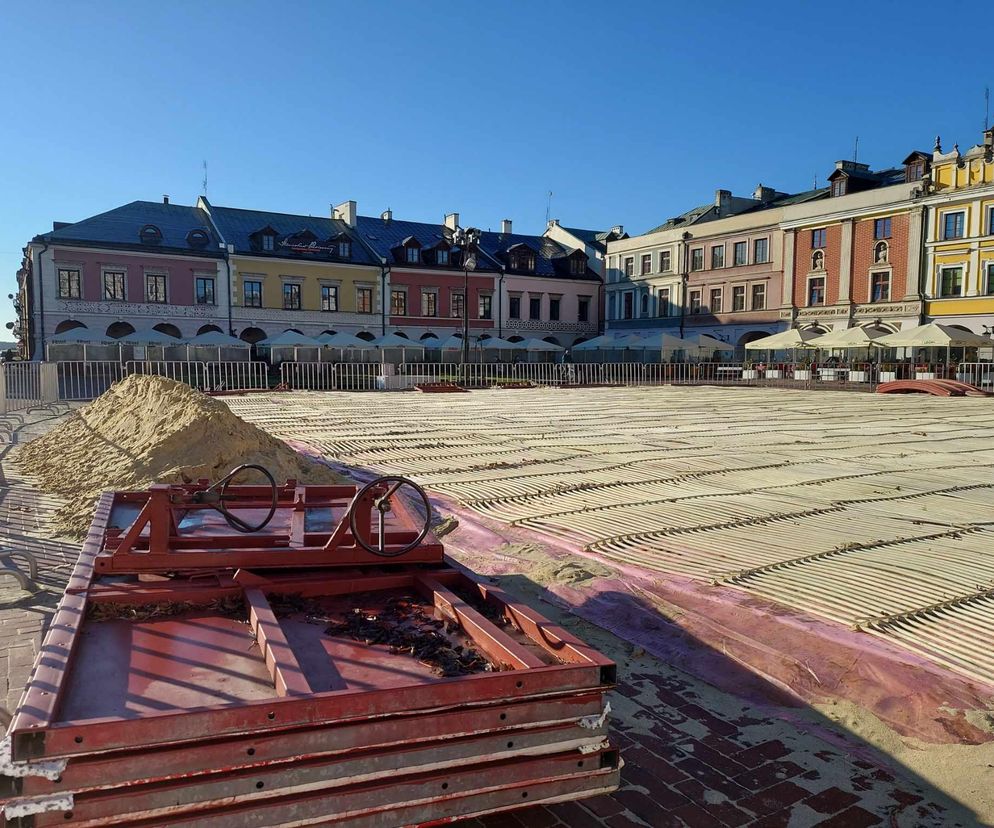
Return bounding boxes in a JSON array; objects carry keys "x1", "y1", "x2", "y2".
[
  {"x1": 811, "y1": 228, "x2": 827, "y2": 248},
  {"x1": 569, "y1": 256, "x2": 586, "y2": 276},
  {"x1": 283, "y1": 283, "x2": 301, "y2": 310},
  {"x1": 421, "y1": 291, "x2": 437, "y2": 317},
  {"x1": 608, "y1": 294, "x2": 617, "y2": 320},
  {"x1": 831, "y1": 179, "x2": 846, "y2": 197},
  {"x1": 709, "y1": 288, "x2": 722, "y2": 313},
  {"x1": 640, "y1": 254, "x2": 651, "y2": 275},
  {"x1": 577, "y1": 296, "x2": 590, "y2": 322},
  {"x1": 406, "y1": 246, "x2": 420, "y2": 264},
  {"x1": 874, "y1": 217, "x2": 892, "y2": 239},
  {"x1": 338, "y1": 240, "x2": 351, "y2": 258},
  {"x1": 689, "y1": 290, "x2": 702, "y2": 314},
  {"x1": 658, "y1": 288, "x2": 670, "y2": 316},
  {"x1": 103, "y1": 271, "x2": 126, "y2": 302},
  {"x1": 451, "y1": 292, "x2": 465, "y2": 319},
  {"x1": 356, "y1": 287, "x2": 373, "y2": 313},
  {"x1": 711, "y1": 245, "x2": 725, "y2": 269},
  {"x1": 754, "y1": 238, "x2": 769, "y2": 264},
  {"x1": 811, "y1": 250, "x2": 825, "y2": 270},
  {"x1": 509, "y1": 296, "x2": 521, "y2": 319},
  {"x1": 58, "y1": 268, "x2": 81, "y2": 299},
  {"x1": 510, "y1": 252, "x2": 536, "y2": 272},
  {"x1": 659, "y1": 250, "x2": 671, "y2": 272},
  {"x1": 734, "y1": 241, "x2": 747, "y2": 266},
  {"x1": 195, "y1": 277, "x2": 215, "y2": 305},
  {"x1": 943, "y1": 212, "x2": 965, "y2": 240},
  {"x1": 624, "y1": 257, "x2": 634, "y2": 277},
  {"x1": 808, "y1": 276, "x2": 825, "y2": 306},
  {"x1": 390, "y1": 289, "x2": 407, "y2": 316},
  {"x1": 870, "y1": 272, "x2": 890, "y2": 303},
  {"x1": 985, "y1": 264, "x2": 994, "y2": 295},
  {"x1": 244, "y1": 281, "x2": 262, "y2": 307},
  {"x1": 906, "y1": 161, "x2": 924, "y2": 182},
  {"x1": 146, "y1": 274, "x2": 167, "y2": 303},
  {"x1": 529, "y1": 296, "x2": 541, "y2": 320},
  {"x1": 262, "y1": 234, "x2": 275, "y2": 252},
  {"x1": 939, "y1": 267, "x2": 963, "y2": 298},
  {"x1": 691, "y1": 248, "x2": 704, "y2": 271},
  {"x1": 732, "y1": 285, "x2": 746, "y2": 311},
  {"x1": 321, "y1": 285, "x2": 339, "y2": 311},
  {"x1": 988, "y1": 206, "x2": 994, "y2": 235},
  {"x1": 622, "y1": 292, "x2": 634, "y2": 319},
  {"x1": 437, "y1": 248, "x2": 449, "y2": 265},
  {"x1": 480, "y1": 294, "x2": 494, "y2": 320},
  {"x1": 139, "y1": 224, "x2": 162, "y2": 245},
  {"x1": 640, "y1": 293, "x2": 649, "y2": 316},
  {"x1": 751, "y1": 283, "x2": 766, "y2": 310}
]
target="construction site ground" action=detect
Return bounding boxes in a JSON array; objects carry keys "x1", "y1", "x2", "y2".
[{"x1": 3, "y1": 386, "x2": 993, "y2": 827}]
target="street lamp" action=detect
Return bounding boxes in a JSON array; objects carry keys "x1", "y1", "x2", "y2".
[{"x1": 452, "y1": 227, "x2": 481, "y2": 365}]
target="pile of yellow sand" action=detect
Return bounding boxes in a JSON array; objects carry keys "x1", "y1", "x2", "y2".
[{"x1": 15, "y1": 375, "x2": 344, "y2": 537}]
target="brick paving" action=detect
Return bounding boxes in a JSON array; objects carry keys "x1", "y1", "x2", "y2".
[{"x1": 0, "y1": 406, "x2": 982, "y2": 827}]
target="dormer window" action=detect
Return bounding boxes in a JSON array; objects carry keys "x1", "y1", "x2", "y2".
[
  {"x1": 139, "y1": 224, "x2": 162, "y2": 245},
  {"x1": 406, "y1": 246, "x2": 420, "y2": 264},
  {"x1": 186, "y1": 228, "x2": 210, "y2": 249},
  {"x1": 569, "y1": 256, "x2": 586, "y2": 276},
  {"x1": 262, "y1": 234, "x2": 275, "y2": 251},
  {"x1": 906, "y1": 162, "x2": 924, "y2": 182},
  {"x1": 831, "y1": 178, "x2": 846, "y2": 197},
  {"x1": 437, "y1": 248, "x2": 449, "y2": 265},
  {"x1": 509, "y1": 248, "x2": 535, "y2": 272},
  {"x1": 338, "y1": 240, "x2": 351, "y2": 258}
]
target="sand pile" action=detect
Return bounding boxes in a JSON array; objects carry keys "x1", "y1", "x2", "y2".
[{"x1": 15, "y1": 375, "x2": 345, "y2": 537}]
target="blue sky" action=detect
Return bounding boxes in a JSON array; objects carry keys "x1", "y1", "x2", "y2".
[{"x1": 1, "y1": 0, "x2": 990, "y2": 330}]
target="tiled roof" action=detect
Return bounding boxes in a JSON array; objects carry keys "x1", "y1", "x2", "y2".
[
  {"x1": 35, "y1": 201, "x2": 223, "y2": 256},
  {"x1": 209, "y1": 205, "x2": 379, "y2": 265},
  {"x1": 477, "y1": 230, "x2": 599, "y2": 281},
  {"x1": 354, "y1": 215, "x2": 493, "y2": 268}
]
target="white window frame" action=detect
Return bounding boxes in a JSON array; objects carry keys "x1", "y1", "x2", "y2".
[
  {"x1": 750, "y1": 282, "x2": 767, "y2": 311},
  {"x1": 753, "y1": 237, "x2": 769, "y2": 264},
  {"x1": 941, "y1": 210, "x2": 966, "y2": 240},
  {"x1": 659, "y1": 250, "x2": 671, "y2": 272},
  {"x1": 806, "y1": 274, "x2": 826, "y2": 307},
  {"x1": 937, "y1": 265, "x2": 964, "y2": 298},
  {"x1": 731, "y1": 284, "x2": 746, "y2": 311},
  {"x1": 733, "y1": 241, "x2": 748, "y2": 267},
  {"x1": 710, "y1": 244, "x2": 725, "y2": 270},
  {"x1": 708, "y1": 287, "x2": 722, "y2": 313},
  {"x1": 869, "y1": 270, "x2": 891, "y2": 303}
]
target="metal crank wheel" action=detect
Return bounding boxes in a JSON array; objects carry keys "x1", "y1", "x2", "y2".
[
  {"x1": 349, "y1": 475, "x2": 432, "y2": 557},
  {"x1": 202, "y1": 463, "x2": 279, "y2": 533}
]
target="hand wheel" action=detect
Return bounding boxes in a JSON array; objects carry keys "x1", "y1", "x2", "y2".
[
  {"x1": 203, "y1": 463, "x2": 279, "y2": 533},
  {"x1": 348, "y1": 475, "x2": 432, "y2": 557}
]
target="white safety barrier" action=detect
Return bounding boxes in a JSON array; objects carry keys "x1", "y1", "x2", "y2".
[
  {"x1": 956, "y1": 362, "x2": 994, "y2": 390},
  {"x1": 0, "y1": 363, "x2": 43, "y2": 414},
  {"x1": 57, "y1": 361, "x2": 127, "y2": 401}
]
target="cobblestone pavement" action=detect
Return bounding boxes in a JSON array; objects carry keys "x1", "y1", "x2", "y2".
[{"x1": 0, "y1": 404, "x2": 984, "y2": 828}]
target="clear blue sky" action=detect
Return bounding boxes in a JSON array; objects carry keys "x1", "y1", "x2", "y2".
[{"x1": 1, "y1": 0, "x2": 990, "y2": 330}]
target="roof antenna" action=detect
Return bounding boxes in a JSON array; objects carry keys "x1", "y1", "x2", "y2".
[
  {"x1": 202, "y1": 160, "x2": 208, "y2": 196},
  {"x1": 853, "y1": 135, "x2": 859, "y2": 163},
  {"x1": 545, "y1": 190, "x2": 553, "y2": 226},
  {"x1": 813, "y1": 173, "x2": 818, "y2": 189},
  {"x1": 985, "y1": 85, "x2": 990, "y2": 131}
]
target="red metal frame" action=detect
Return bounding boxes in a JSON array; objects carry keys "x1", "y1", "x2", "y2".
[{"x1": 3, "y1": 481, "x2": 618, "y2": 827}]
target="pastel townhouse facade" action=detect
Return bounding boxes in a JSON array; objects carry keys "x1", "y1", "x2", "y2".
[
  {"x1": 354, "y1": 211, "x2": 498, "y2": 343},
  {"x1": 921, "y1": 130, "x2": 994, "y2": 334},
  {"x1": 478, "y1": 222, "x2": 602, "y2": 347},
  {"x1": 200, "y1": 198, "x2": 383, "y2": 344},
  {"x1": 604, "y1": 186, "x2": 811, "y2": 350},
  {"x1": 16, "y1": 199, "x2": 228, "y2": 359},
  {"x1": 781, "y1": 156, "x2": 927, "y2": 334}
]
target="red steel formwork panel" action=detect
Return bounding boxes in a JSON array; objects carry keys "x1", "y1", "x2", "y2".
[{"x1": 2, "y1": 477, "x2": 618, "y2": 827}]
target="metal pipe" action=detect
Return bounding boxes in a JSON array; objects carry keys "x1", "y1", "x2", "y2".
[{"x1": 35, "y1": 242, "x2": 49, "y2": 361}]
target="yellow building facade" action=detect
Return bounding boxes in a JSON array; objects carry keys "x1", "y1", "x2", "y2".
[{"x1": 923, "y1": 130, "x2": 994, "y2": 334}]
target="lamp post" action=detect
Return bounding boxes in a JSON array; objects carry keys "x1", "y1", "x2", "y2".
[{"x1": 452, "y1": 227, "x2": 480, "y2": 366}]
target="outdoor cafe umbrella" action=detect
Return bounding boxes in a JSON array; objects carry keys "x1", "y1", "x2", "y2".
[
  {"x1": 317, "y1": 331, "x2": 374, "y2": 361},
  {"x1": 519, "y1": 338, "x2": 564, "y2": 352},
  {"x1": 744, "y1": 328, "x2": 821, "y2": 364},
  {"x1": 625, "y1": 332, "x2": 691, "y2": 361},
  {"x1": 572, "y1": 334, "x2": 618, "y2": 351},
  {"x1": 118, "y1": 328, "x2": 182, "y2": 361},
  {"x1": 875, "y1": 322, "x2": 992, "y2": 374},
  {"x1": 372, "y1": 332, "x2": 424, "y2": 362},
  {"x1": 186, "y1": 330, "x2": 251, "y2": 362},
  {"x1": 688, "y1": 333, "x2": 734, "y2": 354},
  {"x1": 45, "y1": 327, "x2": 114, "y2": 361}
]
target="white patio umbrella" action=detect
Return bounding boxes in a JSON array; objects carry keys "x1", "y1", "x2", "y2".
[
  {"x1": 476, "y1": 336, "x2": 522, "y2": 350},
  {"x1": 572, "y1": 334, "x2": 618, "y2": 351},
  {"x1": 744, "y1": 328, "x2": 822, "y2": 350},
  {"x1": 625, "y1": 332, "x2": 692, "y2": 362},
  {"x1": 372, "y1": 332, "x2": 424, "y2": 363},
  {"x1": 46, "y1": 327, "x2": 114, "y2": 361},
  {"x1": 117, "y1": 328, "x2": 183, "y2": 361},
  {"x1": 187, "y1": 330, "x2": 251, "y2": 362},
  {"x1": 689, "y1": 333, "x2": 734, "y2": 352},
  {"x1": 437, "y1": 334, "x2": 467, "y2": 350},
  {"x1": 875, "y1": 322, "x2": 992, "y2": 374},
  {"x1": 810, "y1": 325, "x2": 891, "y2": 348},
  {"x1": 519, "y1": 338, "x2": 564, "y2": 352},
  {"x1": 316, "y1": 332, "x2": 371, "y2": 347}
]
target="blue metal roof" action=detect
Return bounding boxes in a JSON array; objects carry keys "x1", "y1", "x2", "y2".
[
  {"x1": 477, "y1": 229, "x2": 599, "y2": 281},
  {"x1": 209, "y1": 205, "x2": 380, "y2": 265},
  {"x1": 356, "y1": 215, "x2": 499, "y2": 271},
  {"x1": 36, "y1": 200, "x2": 223, "y2": 257}
]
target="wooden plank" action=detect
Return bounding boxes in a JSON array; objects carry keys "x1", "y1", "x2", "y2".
[
  {"x1": 414, "y1": 576, "x2": 545, "y2": 671},
  {"x1": 244, "y1": 588, "x2": 315, "y2": 696}
]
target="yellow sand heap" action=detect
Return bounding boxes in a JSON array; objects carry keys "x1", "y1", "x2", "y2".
[{"x1": 15, "y1": 375, "x2": 344, "y2": 537}]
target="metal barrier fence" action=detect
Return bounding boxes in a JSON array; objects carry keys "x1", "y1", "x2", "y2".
[
  {"x1": 957, "y1": 362, "x2": 994, "y2": 390},
  {"x1": 280, "y1": 362, "x2": 380, "y2": 391},
  {"x1": 1, "y1": 363, "x2": 44, "y2": 413},
  {"x1": 58, "y1": 361, "x2": 126, "y2": 401}
]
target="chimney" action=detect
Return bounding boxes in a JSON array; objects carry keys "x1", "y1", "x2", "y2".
[
  {"x1": 611, "y1": 225, "x2": 624, "y2": 236},
  {"x1": 381, "y1": 208, "x2": 392, "y2": 222},
  {"x1": 332, "y1": 200, "x2": 357, "y2": 227},
  {"x1": 547, "y1": 218, "x2": 560, "y2": 229},
  {"x1": 714, "y1": 189, "x2": 732, "y2": 214},
  {"x1": 163, "y1": 195, "x2": 169, "y2": 204},
  {"x1": 501, "y1": 219, "x2": 513, "y2": 234},
  {"x1": 444, "y1": 212, "x2": 459, "y2": 231},
  {"x1": 753, "y1": 184, "x2": 776, "y2": 202}
]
